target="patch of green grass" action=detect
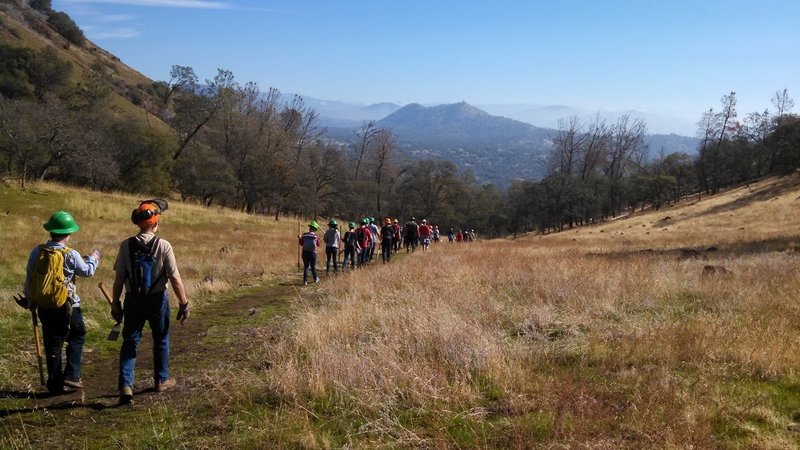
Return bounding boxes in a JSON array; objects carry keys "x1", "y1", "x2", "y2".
[{"x1": 711, "y1": 376, "x2": 800, "y2": 447}]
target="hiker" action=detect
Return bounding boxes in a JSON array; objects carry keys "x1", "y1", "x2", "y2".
[
  {"x1": 323, "y1": 220, "x2": 341, "y2": 274},
  {"x1": 433, "y1": 225, "x2": 441, "y2": 243},
  {"x1": 20, "y1": 211, "x2": 100, "y2": 394},
  {"x1": 448, "y1": 228, "x2": 455, "y2": 243},
  {"x1": 341, "y1": 222, "x2": 360, "y2": 271},
  {"x1": 111, "y1": 199, "x2": 189, "y2": 404},
  {"x1": 404, "y1": 217, "x2": 419, "y2": 252},
  {"x1": 419, "y1": 219, "x2": 432, "y2": 251},
  {"x1": 456, "y1": 230, "x2": 464, "y2": 243},
  {"x1": 380, "y1": 218, "x2": 394, "y2": 263},
  {"x1": 299, "y1": 221, "x2": 321, "y2": 285},
  {"x1": 356, "y1": 219, "x2": 372, "y2": 267},
  {"x1": 368, "y1": 217, "x2": 380, "y2": 261},
  {"x1": 392, "y1": 219, "x2": 402, "y2": 253}
]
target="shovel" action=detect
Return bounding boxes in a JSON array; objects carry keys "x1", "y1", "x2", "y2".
[{"x1": 97, "y1": 282, "x2": 121, "y2": 341}]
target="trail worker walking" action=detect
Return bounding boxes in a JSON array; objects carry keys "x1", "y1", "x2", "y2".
[
  {"x1": 341, "y1": 222, "x2": 360, "y2": 271},
  {"x1": 21, "y1": 211, "x2": 100, "y2": 394},
  {"x1": 299, "y1": 221, "x2": 321, "y2": 285},
  {"x1": 112, "y1": 199, "x2": 189, "y2": 405},
  {"x1": 323, "y1": 220, "x2": 341, "y2": 275},
  {"x1": 380, "y1": 218, "x2": 394, "y2": 263},
  {"x1": 356, "y1": 219, "x2": 372, "y2": 267}
]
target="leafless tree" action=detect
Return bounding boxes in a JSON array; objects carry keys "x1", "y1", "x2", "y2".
[
  {"x1": 605, "y1": 115, "x2": 647, "y2": 215},
  {"x1": 370, "y1": 128, "x2": 396, "y2": 212},
  {"x1": 772, "y1": 88, "x2": 795, "y2": 126},
  {"x1": 353, "y1": 120, "x2": 378, "y2": 179}
]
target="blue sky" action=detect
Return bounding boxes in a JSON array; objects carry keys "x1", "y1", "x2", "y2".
[{"x1": 54, "y1": 0, "x2": 799, "y2": 127}]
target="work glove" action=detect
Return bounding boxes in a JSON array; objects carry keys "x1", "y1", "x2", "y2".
[
  {"x1": 13, "y1": 294, "x2": 29, "y2": 310},
  {"x1": 176, "y1": 302, "x2": 190, "y2": 324},
  {"x1": 111, "y1": 300, "x2": 123, "y2": 323}
]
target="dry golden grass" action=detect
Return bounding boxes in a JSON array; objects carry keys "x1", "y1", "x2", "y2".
[
  {"x1": 0, "y1": 181, "x2": 300, "y2": 388},
  {"x1": 265, "y1": 175, "x2": 800, "y2": 447},
  {"x1": 0, "y1": 182, "x2": 299, "y2": 304}
]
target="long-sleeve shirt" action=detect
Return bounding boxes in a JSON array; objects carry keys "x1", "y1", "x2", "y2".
[
  {"x1": 25, "y1": 241, "x2": 100, "y2": 308},
  {"x1": 323, "y1": 228, "x2": 341, "y2": 248}
]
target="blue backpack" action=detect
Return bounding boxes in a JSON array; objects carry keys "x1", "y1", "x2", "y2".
[{"x1": 128, "y1": 237, "x2": 162, "y2": 296}]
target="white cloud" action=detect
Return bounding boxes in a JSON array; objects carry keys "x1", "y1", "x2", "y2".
[
  {"x1": 66, "y1": 0, "x2": 231, "y2": 9},
  {"x1": 99, "y1": 14, "x2": 138, "y2": 22},
  {"x1": 92, "y1": 28, "x2": 141, "y2": 39}
]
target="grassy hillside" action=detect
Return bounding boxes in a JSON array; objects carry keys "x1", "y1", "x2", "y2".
[
  {"x1": 0, "y1": 3, "x2": 169, "y2": 131},
  {"x1": 2, "y1": 176, "x2": 800, "y2": 448}
]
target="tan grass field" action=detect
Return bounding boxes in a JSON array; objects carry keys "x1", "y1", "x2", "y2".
[
  {"x1": 263, "y1": 175, "x2": 800, "y2": 447},
  {"x1": 3, "y1": 177, "x2": 800, "y2": 448},
  {"x1": 0, "y1": 181, "x2": 299, "y2": 388}
]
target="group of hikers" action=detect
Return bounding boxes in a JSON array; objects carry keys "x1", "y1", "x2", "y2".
[
  {"x1": 13, "y1": 204, "x2": 479, "y2": 405},
  {"x1": 298, "y1": 216, "x2": 478, "y2": 285},
  {"x1": 14, "y1": 200, "x2": 188, "y2": 405}
]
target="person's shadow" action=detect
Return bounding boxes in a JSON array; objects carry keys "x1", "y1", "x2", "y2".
[{"x1": 0, "y1": 389, "x2": 131, "y2": 416}]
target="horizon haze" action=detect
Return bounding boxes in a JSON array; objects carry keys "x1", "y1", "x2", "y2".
[{"x1": 53, "y1": 0, "x2": 799, "y2": 136}]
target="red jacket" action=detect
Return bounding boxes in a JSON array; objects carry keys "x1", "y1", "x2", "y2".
[
  {"x1": 419, "y1": 224, "x2": 432, "y2": 237},
  {"x1": 356, "y1": 226, "x2": 372, "y2": 249}
]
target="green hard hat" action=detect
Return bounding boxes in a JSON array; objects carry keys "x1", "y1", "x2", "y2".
[
  {"x1": 360, "y1": 218, "x2": 368, "y2": 224},
  {"x1": 329, "y1": 219, "x2": 337, "y2": 226},
  {"x1": 348, "y1": 222, "x2": 356, "y2": 228},
  {"x1": 309, "y1": 221, "x2": 320, "y2": 230},
  {"x1": 43, "y1": 211, "x2": 80, "y2": 234}
]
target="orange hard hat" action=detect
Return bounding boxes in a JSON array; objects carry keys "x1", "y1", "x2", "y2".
[{"x1": 131, "y1": 202, "x2": 160, "y2": 227}]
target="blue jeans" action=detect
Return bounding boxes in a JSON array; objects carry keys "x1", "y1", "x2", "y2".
[
  {"x1": 325, "y1": 247, "x2": 338, "y2": 273},
  {"x1": 302, "y1": 251, "x2": 318, "y2": 282},
  {"x1": 342, "y1": 245, "x2": 357, "y2": 270},
  {"x1": 38, "y1": 305, "x2": 85, "y2": 392},
  {"x1": 119, "y1": 291, "x2": 170, "y2": 389}
]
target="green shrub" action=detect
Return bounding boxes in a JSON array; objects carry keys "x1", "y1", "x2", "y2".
[
  {"x1": 30, "y1": 0, "x2": 53, "y2": 13},
  {"x1": 46, "y1": 11, "x2": 84, "y2": 46}
]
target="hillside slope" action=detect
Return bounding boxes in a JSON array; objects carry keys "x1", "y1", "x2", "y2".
[{"x1": 0, "y1": 1, "x2": 168, "y2": 129}]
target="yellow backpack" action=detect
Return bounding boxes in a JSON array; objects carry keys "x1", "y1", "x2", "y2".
[{"x1": 29, "y1": 245, "x2": 71, "y2": 309}]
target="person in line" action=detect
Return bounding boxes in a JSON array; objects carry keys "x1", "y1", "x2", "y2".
[
  {"x1": 433, "y1": 225, "x2": 440, "y2": 243},
  {"x1": 456, "y1": 230, "x2": 464, "y2": 243},
  {"x1": 298, "y1": 221, "x2": 321, "y2": 285},
  {"x1": 111, "y1": 200, "x2": 189, "y2": 405},
  {"x1": 380, "y1": 218, "x2": 394, "y2": 263},
  {"x1": 356, "y1": 219, "x2": 372, "y2": 267},
  {"x1": 368, "y1": 217, "x2": 380, "y2": 261},
  {"x1": 404, "y1": 217, "x2": 419, "y2": 253},
  {"x1": 22, "y1": 211, "x2": 100, "y2": 394},
  {"x1": 418, "y1": 219, "x2": 432, "y2": 251},
  {"x1": 448, "y1": 228, "x2": 455, "y2": 243},
  {"x1": 323, "y1": 220, "x2": 341, "y2": 275},
  {"x1": 392, "y1": 219, "x2": 403, "y2": 253},
  {"x1": 341, "y1": 222, "x2": 360, "y2": 271}
]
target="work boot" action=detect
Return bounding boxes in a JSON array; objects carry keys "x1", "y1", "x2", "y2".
[
  {"x1": 63, "y1": 378, "x2": 83, "y2": 389},
  {"x1": 155, "y1": 378, "x2": 177, "y2": 393},
  {"x1": 119, "y1": 386, "x2": 133, "y2": 404}
]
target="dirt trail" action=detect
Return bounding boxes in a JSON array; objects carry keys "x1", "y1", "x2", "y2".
[{"x1": 1, "y1": 273, "x2": 305, "y2": 415}]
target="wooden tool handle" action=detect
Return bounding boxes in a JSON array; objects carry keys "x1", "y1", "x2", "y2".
[
  {"x1": 98, "y1": 282, "x2": 114, "y2": 305},
  {"x1": 31, "y1": 311, "x2": 45, "y2": 386}
]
